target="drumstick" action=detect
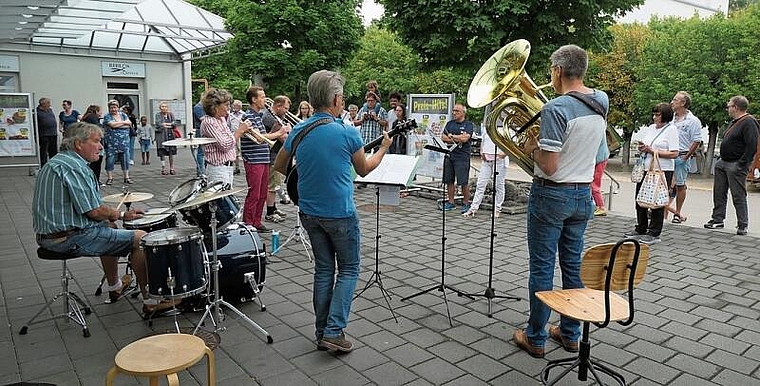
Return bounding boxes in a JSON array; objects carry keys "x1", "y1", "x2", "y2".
[{"x1": 115, "y1": 193, "x2": 131, "y2": 211}]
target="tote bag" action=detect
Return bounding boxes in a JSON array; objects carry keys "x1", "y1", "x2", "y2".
[
  {"x1": 630, "y1": 156, "x2": 646, "y2": 183},
  {"x1": 636, "y1": 152, "x2": 670, "y2": 209}
]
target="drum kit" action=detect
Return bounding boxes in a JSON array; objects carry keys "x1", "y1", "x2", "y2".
[{"x1": 103, "y1": 174, "x2": 272, "y2": 343}]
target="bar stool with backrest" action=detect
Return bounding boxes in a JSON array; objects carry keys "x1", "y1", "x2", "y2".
[
  {"x1": 535, "y1": 239, "x2": 650, "y2": 386},
  {"x1": 19, "y1": 247, "x2": 93, "y2": 337}
]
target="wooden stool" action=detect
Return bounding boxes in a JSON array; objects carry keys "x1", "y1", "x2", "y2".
[{"x1": 106, "y1": 333, "x2": 215, "y2": 386}]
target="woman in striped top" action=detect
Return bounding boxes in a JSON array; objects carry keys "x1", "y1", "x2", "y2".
[{"x1": 201, "y1": 88, "x2": 248, "y2": 186}]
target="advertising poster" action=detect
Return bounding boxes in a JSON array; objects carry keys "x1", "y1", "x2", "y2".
[
  {"x1": 0, "y1": 93, "x2": 34, "y2": 157},
  {"x1": 406, "y1": 94, "x2": 455, "y2": 178}
]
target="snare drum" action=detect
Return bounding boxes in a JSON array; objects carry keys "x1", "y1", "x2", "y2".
[
  {"x1": 122, "y1": 208, "x2": 177, "y2": 233},
  {"x1": 168, "y1": 178, "x2": 205, "y2": 206},
  {"x1": 205, "y1": 223, "x2": 266, "y2": 303},
  {"x1": 178, "y1": 181, "x2": 241, "y2": 234},
  {"x1": 141, "y1": 227, "x2": 207, "y2": 300}
]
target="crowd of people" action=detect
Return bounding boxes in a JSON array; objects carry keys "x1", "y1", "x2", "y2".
[{"x1": 32, "y1": 43, "x2": 757, "y2": 360}]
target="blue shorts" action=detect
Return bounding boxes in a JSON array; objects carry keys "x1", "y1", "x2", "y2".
[
  {"x1": 37, "y1": 225, "x2": 134, "y2": 257},
  {"x1": 140, "y1": 138, "x2": 152, "y2": 153},
  {"x1": 443, "y1": 156, "x2": 470, "y2": 186},
  {"x1": 674, "y1": 156, "x2": 690, "y2": 186}
]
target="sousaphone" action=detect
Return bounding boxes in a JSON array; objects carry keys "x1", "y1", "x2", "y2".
[{"x1": 467, "y1": 39, "x2": 622, "y2": 176}]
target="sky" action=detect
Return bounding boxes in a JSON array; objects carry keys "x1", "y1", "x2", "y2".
[{"x1": 361, "y1": 0, "x2": 384, "y2": 26}]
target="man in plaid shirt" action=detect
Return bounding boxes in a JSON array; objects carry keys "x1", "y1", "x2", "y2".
[{"x1": 355, "y1": 91, "x2": 388, "y2": 152}]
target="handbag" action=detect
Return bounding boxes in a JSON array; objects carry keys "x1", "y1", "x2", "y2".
[
  {"x1": 172, "y1": 127, "x2": 182, "y2": 139},
  {"x1": 636, "y1": 152, "x2": 670, "y2": 209},
  {"x1": 630, "y1": 156, "x2": 646, "y2": 183}
]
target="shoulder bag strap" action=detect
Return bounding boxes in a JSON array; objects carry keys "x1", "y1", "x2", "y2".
[
  {"x1": 565, "y1": 91, "x2": 607, "y2": 118},
  {"x1": 287, "y1": 118, "x2": 334, "y2": 172}
]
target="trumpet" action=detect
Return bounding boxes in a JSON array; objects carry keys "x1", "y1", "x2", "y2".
[
  {"x1": 243, "y1": 125, "x2": 277, "y2": 147},
  {"x1": 265, "y1": 97, "x2": 302, "y2": 127}
]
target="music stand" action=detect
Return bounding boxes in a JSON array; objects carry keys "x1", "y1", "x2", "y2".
[
  {"x1": 401, "y1": 145, "x2": 471, "y2": 326},
  {"x1": 271, "y1": 206, "x2": 312, "y2": 262},
  {"x1": 353, "y1": 154, "x2": 420, "y2": 323},
  {"x1": 462, "y1": 132, "x2": 520, "y2": 317}
]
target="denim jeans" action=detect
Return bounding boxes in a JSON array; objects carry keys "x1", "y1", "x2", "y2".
[
  {"x1": 105, "y1": 151, "x2": 129, "y2": 172},
  {"x1": 300, "y1": 212, "x2": 361, "y2": 340},
  {"x1": 526, "y1": 182, "x2": 593, "y2": 347}
]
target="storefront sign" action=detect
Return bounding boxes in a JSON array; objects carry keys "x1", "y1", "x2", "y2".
[
  {"x1": 0, "y1": 56, "x2": 20, "y2": 72},
  {"x1": 101, "y1": 61, "x2": 146, "y2": 78}
]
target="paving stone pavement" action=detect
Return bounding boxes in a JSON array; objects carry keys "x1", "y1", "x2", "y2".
[{"x1": 0, "y1": 150, "x2": 758, "y2": 385}]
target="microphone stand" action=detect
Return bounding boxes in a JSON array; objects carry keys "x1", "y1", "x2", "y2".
[
  {"x1": 401, "y1": 143, "x2": 472, "y2": 326},
  {"x1": 462, "y1": 133, "x2": 520, "y2": 317}
]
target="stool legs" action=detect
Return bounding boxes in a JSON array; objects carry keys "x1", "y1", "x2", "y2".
[{"x1": 19, "y1": 259, "x2": 91, "y2": 337}]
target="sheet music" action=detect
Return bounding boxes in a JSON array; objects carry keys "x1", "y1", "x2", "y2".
[{"x1": 355, "y1": 154, "x2": 420, "y2": 187}]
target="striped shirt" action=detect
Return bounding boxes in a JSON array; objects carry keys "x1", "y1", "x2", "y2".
[
  {"x1": 33, "y1": 151, "x2": 103, "y2": 234},
  {"x1": 240, "y1": 109, "x2": 270, "y2": 164},
  {"x1": 201, "y1": 115, "x2": 236, "y2": 165}
]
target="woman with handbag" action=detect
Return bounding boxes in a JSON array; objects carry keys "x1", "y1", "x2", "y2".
[
  {"x1": 624, "y1": 103, "x2": 679, "y2": 244},
  {"x1": 154, "y1": 102, "x2": 179, "y2": 175}
]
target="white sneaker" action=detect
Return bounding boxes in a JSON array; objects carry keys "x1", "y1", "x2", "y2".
[
  {"x1": 129, "y1": 160, "x2": 134, "y2": 165},
  {"x1": 462, "y1": 209, "x2": 477, "y2": 217}
]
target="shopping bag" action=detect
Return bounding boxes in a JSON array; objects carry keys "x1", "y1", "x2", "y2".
[{"x1": 636, "y1": 152, "x2": 670, "y2": 209}]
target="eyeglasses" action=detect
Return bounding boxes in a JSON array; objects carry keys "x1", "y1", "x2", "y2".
[
  {"x1": 652, "y1": 112, "x2": 661, "y2": 116},
  {"x1": 452, "y1": 109, "x2": 463, "y2": 113}
]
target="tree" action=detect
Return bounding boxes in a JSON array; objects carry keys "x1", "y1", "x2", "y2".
[
  {"x1": 635, "y1": 5, "x2": 760, "y2": 175},
  {"x1": 379, "y1": 0, "x2": 645, "y2": 74},
  {"x1": 587, "y1": 23, "x2": 653, "y2": 166},
  {"x1": 190, "y1": 0, "x2": 364, "y2": 101}
]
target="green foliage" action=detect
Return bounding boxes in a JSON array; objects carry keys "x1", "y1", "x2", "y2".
[
  {"x1": 587, "y1": 24, "x2": 653, "y2": 137},
  {"x1": 190, "y1": 0, "x2": 363, "y2": 102},
  {"x1": 379, "y1": 0, "x2": 645, "y2": 72}
]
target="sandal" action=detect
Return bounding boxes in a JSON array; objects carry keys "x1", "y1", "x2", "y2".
[
  {"x1": 105, "y1": 178, "x2": 113, "y2": 185},
  {"x1": 672, "y1": 214, "x2": 687, "y2": 223},
  {"x1": 124, "y1": 178, "x2": 134, "y2": 184},
  {"x1": 169, "y1": 169, "x2": 176, "y2": 175},
  {"x1": 161, "y1": 169, "x2": 168, "y2": 175}
]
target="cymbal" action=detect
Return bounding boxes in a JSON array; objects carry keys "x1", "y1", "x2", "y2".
[
  {"x1": 173, "y1": 187, "x2": 246, "y2": 210},
  {"x1": 467, "y1": 39, "x2": 531, "y2": 108},
  {"x1": 162, "y1": 137, "x2": 218, "y2": 147},
  {"x1": 102, "y1": 192, "x2": 154, "y2": 203}
]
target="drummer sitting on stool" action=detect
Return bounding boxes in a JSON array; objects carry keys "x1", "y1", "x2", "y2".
[{"x1": 33, "y1": 122, "x2": 166, "y2": 312}]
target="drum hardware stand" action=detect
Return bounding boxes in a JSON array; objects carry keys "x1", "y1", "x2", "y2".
[
  {"x1": 353, "y1": 185, "x2": 398, "y2": 323},
  {"x1": 166, "y1": 268, "x2": 182, "y2": 333},
  {"x1": 462, "y1": 146, "x2": 520, "y2": 317},
  {"x1": 401, "y1": 144, "x2": 471, "y2": 327},
  {"x1": 271, "y1": 205, "x2": 312, "y2": 263},
  {"x1": 193, "y1": 200, "x2": 274, "y2": 344},
  {"x1": 243, "y1": 272, "x2": 267, "y2": 312}
]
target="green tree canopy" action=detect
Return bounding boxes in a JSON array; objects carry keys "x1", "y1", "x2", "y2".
[
  {"x1": 379, "y1": 0, "x2": 645, "y2": 73},
  {"x1": 191, "y1": 0, "x2": 364, "y2": 102}
]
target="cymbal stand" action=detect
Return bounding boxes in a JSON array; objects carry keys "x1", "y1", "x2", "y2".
[
  {"x1": 353, "y1": 185, "x2": 398, "y2": 323},
  {"x1": 463, "y1": 148, "x2": 520, "y2": 317},
  {"x1": 401, "y1": 146, "x2": 471, "y2": 326},
  {"x1": 193, "y1": 200, "x2": 273, "y2": 344},
  {"x1": 166, "y1": 268, "x2": 181, "y2": 333},
  {"x1": 271, "y1": 205, "x2": 312, "y2": 262}
]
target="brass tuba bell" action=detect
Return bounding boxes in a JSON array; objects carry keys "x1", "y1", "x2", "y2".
[
  {"x1": 467, "y1": 39, "x2": 548, "y2": 176},
  {"x1": 468, "y1": 39, "x2": 623, "y2": 176}
]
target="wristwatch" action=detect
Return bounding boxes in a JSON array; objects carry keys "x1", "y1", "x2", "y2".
[{"x1": 119, "y1": 211, "x2": 125, "y2": 221}]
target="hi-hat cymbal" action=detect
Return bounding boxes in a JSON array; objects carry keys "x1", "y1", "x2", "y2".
[
  {"x1": 162, "y1": 137, "x2": 218, "y2": 147},
  {"x1": 102, "y1": 192, "x2": 154, "y2": 203},
  {"x1": 467, "y1": 39, "x2": 531, "y2": 108},
  {"x1": 173, "y1": 187, "x2": 246, "y2": 210}
]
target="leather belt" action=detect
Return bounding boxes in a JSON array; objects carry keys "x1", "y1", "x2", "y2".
[
  {"x1": 533, "y1": 177, "x2": 590, "y2": 189},
  {"x1": 205, "y1": 161, "x2": 234, "y2": 167},
  {"x1": 37, "y1": 228, "x2": 80, "y2": 240}
]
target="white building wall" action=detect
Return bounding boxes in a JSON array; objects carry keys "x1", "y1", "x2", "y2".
[{"x1": 618, "y1": 0, "x2": 730, "y2": 23}]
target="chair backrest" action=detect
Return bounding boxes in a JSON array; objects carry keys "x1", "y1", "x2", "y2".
[{"x1": 581, "y1": 240, "x2": 650, "y2": 291}]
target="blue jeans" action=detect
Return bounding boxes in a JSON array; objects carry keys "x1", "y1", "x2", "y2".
[
  {"x1": 299, "y1": 212, "x2": 361, "y2": 340},
  {"x1": 129, "y1": 136, "x2": 136, "y2": 162},
  {"x1": 105, "y1": 151, "x2": 129, "y2": 172},
  {"x1": 526, "y1": 182, "x2": 593, "y2": 347}
]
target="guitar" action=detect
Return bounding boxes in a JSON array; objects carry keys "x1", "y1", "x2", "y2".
[{"x1": 286, "y1": 119, "x2": 418, "y2": 205}]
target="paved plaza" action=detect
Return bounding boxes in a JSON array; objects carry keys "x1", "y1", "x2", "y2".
[{"x1": 1, "y1": 150, "x2": 759, "y2": 385}]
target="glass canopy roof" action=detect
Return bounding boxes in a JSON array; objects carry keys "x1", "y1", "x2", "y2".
[{"x1": 0, "y1": 0, "x2": 232, "y2": 58}]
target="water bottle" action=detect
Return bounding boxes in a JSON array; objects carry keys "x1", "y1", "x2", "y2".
[{"x1": 271, "y1": 231, "x2": 280, "y2": 253}]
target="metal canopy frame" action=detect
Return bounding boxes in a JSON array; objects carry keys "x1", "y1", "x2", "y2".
[{"x1": 0, "y1": 0, "x2": 232, "y2": 59}]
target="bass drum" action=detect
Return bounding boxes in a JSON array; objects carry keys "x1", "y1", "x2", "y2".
[{"x1": 206, "y1": 223, "x2": 266, "y2": 303}]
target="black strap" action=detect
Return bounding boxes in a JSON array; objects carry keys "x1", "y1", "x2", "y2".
[
  {"x1": 565, "y1": 91, "x2": 607, "y2": 118},
  {"x1": 286, "y1": 118, "x2": 334, "y2": 175}
]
